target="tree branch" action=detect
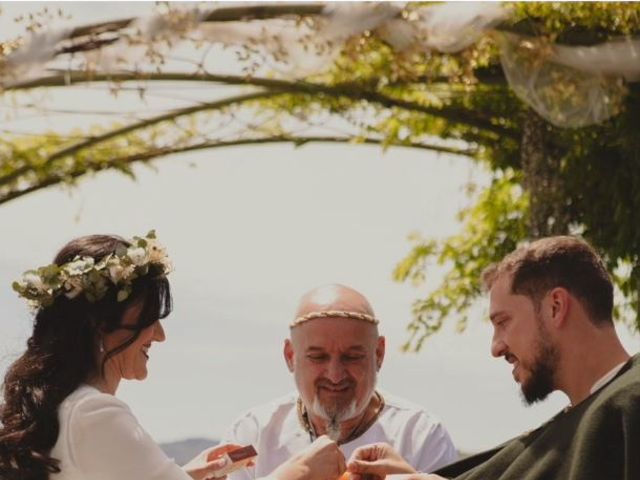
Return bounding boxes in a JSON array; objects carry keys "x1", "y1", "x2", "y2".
[
  {"x1": 0, "y1": 135, "x2": 477, "y2": 206},
  {"x1": 0, "y1": 90, "x2": 281, "y2": 187},
  {"x1": 65, "y1": 3, "x2": 327, "y2": 40},
  {"x1": 6, "y1": 70, "x2": 517, "y2": 137},
  {"x1": 2, "y1": 69, "x2": 510, "y2": 188}
]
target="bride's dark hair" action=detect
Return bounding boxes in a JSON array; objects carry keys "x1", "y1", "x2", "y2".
[{"x1": 0, "y1": 235, "x2": 172, "y2": 480}]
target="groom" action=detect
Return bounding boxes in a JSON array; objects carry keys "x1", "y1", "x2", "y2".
[{"x1": 347, "y1": 236, "x2": 639, "y2": 480}]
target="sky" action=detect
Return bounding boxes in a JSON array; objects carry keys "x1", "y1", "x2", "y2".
[{"x1": 1, "y1": 1, "x2": 639, "y2": 454}]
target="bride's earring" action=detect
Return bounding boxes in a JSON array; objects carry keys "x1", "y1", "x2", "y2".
[{"x1": 99, "y1": 339, "x2": 105, "y2": 353}]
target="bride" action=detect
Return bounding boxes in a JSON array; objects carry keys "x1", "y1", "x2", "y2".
[{"x1": 0, "y1": 232, "x2": 345, "y2": 480}]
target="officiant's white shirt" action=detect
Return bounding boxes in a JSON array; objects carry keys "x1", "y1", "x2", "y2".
[{"x1": 224, "y1": 391, "x2": 457, "y2": 480}]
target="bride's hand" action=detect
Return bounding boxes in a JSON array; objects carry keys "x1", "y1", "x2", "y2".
[{"x1": 183, "y1": 443, "x2": 247, "y2": 480}]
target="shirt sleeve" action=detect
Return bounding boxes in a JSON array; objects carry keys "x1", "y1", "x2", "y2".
[
  {"x1": 222, "y1": 412, "x2": 260, "y2": 480},
  {"x1": 66, "y1": 393, "x2": 191, "y2": 480},
  {"x1": 411, "y1": 413, "x2": 458, "y2": 473}
]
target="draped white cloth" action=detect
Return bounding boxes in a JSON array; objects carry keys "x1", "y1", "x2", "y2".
[
  {"x1": 2, "y1": 2, "x2": 638, "y2": 127},
  {"x1": 499, "y1": 33, "x2": 629, "y2": 128}
]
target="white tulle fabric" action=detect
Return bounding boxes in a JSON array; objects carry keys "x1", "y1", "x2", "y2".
[
  {"x1": 2, "y1": 27, "x2": 71, "y2": 86},
  {"x1": 499, "y1": 33, "x2": 630, "y2": 127}
]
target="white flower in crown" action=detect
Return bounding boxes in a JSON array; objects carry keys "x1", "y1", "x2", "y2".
[
  {"x1": 22, "y1": 271, "x2": 47, "y2": 293},
  {"x1": 64, "y1": 257, "x2": 95, "y2": 276},
  {"x1": 147, "y1": 238, "x2": 173, "y2": 274},
  {"x1": 127, "y1": 246, "x2": 149, "y2": 266},
  {"x1": 147, "y1": 239, "x2": 165, "y2": 263},
  {"x1": 64, "y1": 276, "x2": 85, "y2": 299},
  {"x1": 108, "y1": 262, "x2": 136, "y2": 284}
]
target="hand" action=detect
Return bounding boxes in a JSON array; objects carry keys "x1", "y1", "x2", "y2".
[
  {"x1": 272, "y1": 435, "x2": 346, "y2": 480},
  {"x1": 364, "y1": 476, "x2": 445, "y2": 480},
  {"x1": 183, "y1": 443, "x2": 247, "y2": 480},
  {"x1": 346, "y1": 443, "x2": 416, "y2": 480}
]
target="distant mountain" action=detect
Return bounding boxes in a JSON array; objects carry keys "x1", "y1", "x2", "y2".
[{"x1": 160, "y1": 437, "x2": 219, "y2": 466}]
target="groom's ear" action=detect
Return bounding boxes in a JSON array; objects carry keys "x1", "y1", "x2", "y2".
[{"x1": 283, "y1": 339, "x2": 295, "y2": 372}]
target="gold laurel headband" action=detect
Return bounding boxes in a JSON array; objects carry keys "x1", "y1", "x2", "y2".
[{"x1": 290, "y1": 310, "x2": 379, "y2": 328}]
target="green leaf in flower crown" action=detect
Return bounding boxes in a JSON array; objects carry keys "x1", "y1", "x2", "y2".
[
  {"x1": 117, "y1": 289, "x2": 130, "y2": 302},
  {"x1": 115, "y1": 244, "x2": 127, "y2": 257},
  {"x1": 147, "y1": 230, "x2": 157, "y2": 239},
  {"x1": 40, "y1": 264, "x2": 61, "y2": 283}
]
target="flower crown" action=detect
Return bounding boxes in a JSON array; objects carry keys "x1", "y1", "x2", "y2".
[{"x1": 12, "y1": 230, "x2": 173, "y2": 309}]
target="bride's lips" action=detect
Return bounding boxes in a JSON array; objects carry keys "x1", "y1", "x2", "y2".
[{"x1": 141, "y1": 343, "x2": 151, "y2": 359}]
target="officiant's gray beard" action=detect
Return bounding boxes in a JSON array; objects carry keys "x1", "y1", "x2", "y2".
[{"x1": 311, "y1": 397, "x2": 357, "y2": 441}]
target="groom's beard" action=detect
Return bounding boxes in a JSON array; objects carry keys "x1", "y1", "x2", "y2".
[{"x1": 520, "y1": 321, "x2": 559, "y2": 405}]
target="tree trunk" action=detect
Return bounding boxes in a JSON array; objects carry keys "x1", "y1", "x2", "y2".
[{"x1": 520, "y1": 110, "x2": 570, "y2": 238}]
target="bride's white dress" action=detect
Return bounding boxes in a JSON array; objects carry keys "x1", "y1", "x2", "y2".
[{"x1": 50, "y1": 385, "x2": 190, "y2": 479}]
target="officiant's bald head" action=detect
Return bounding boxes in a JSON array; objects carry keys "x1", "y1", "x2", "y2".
[{"x1": 291, "y1": 284, "x2": 378, "y2": 329}]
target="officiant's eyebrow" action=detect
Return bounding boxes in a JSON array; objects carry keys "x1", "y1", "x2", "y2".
[{"x1": 306, "y1": 345, "x2": 367, "y2": 352}]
